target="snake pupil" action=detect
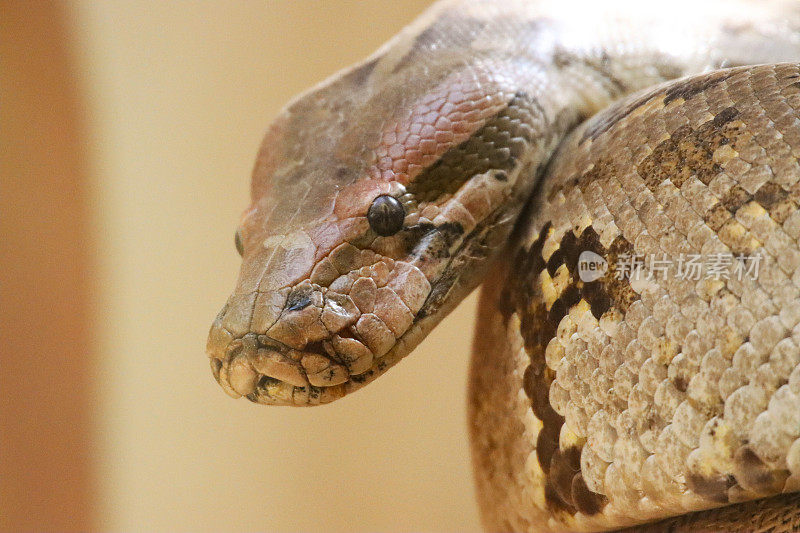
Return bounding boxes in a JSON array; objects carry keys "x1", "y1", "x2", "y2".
[{"x1": 367, "y1": 195, "x2": 405, "y2": 236}]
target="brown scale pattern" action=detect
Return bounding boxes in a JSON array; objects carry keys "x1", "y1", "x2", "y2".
[
  {"x1": 502, "y1": 220, "x2": 638, "y2": 517},
  {"x1": 407, "y1": 92, "x2": 539, "y2": 201},
  {"x1": 484, "y1": 64, "x2": 800, "y2": 531}
]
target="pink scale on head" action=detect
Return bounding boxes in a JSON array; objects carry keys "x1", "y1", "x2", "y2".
[
  {"x1": 334, "y1": 69, "x2": 514, "y2": 219},
  {"x1": 371, "y1": 71, "x2": 512, "y2": 185}
]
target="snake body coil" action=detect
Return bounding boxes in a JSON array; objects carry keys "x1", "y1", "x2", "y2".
[{"x1": 208, "y1": 1, "x2": 800, "y2": 530}]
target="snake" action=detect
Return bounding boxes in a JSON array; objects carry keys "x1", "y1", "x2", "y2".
[{"x1": 207, "y1": 0, "x2": 800, "y2": 530}]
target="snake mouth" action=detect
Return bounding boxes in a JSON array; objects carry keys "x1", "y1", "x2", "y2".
[
  {"x1": 208, "y1": 326, "x2": 359, "y2": 406},
  {"x1": 209, "y1": 294, "x2": 454, "y2": 405},
  {"x1": 208, "y1": 323, "x2": 429, "y2": 406},
  {"x1": 209, "y1": 311, "x2": 427, "y2": 405},
  {"x1": 208, "y1": 274, "x2": 485, "y2": 407}
]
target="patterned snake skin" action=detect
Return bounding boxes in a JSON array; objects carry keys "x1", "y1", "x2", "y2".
[{"x1": 207, "y1": 1, "x2": 800, "y2": 530}]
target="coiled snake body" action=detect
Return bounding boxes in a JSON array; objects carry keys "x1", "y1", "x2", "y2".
[{"x1": 207, "y1": 1, "x2": 800, "y2": 530}]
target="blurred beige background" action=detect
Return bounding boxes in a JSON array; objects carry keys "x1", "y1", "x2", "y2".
[{"x1": 3, "y1": 1, "x2": 484, "y2": 531}]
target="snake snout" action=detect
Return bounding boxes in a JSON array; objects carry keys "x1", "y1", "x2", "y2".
[
  {"x1": 208, "y1": 331, "x2": 304, "y2": 405},
  {"x1": 207, "y1": 329, "x2": 260, "y2": 398},
  {"x1": 207, "y1": 308, "x2": 356, "y2": 406}
]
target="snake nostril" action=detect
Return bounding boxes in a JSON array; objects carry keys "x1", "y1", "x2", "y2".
[
  {"x1": 286, "y1": 294, "x2": 312, "y2": 312},
  {"x1": 285, "y1": 284, "x2": 315, "y2": 312}
]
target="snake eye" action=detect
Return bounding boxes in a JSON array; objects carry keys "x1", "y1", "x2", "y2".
[
  {"x1": 367, "y1": 195, "x2": 405, "y2": 236},
  {"x1": 234, "y1": 229, "x2": 244, "y2": 256}
]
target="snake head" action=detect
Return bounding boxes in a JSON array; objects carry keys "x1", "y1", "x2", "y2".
[
  {"x1": 206, "y1": 0, "x2": 800, "y2": 406},
  {"x1": 206, "y1": 40, "x2": 548, "y2": 405}
]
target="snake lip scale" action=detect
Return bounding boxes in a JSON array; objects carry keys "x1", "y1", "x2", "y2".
[{"x1": 208, "y1": 1, "x2": 800, "y2": 530}]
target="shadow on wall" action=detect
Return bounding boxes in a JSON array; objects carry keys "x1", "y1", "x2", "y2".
[{"x1": 2, "y1": 1, "x2": 95, "y2": 530}]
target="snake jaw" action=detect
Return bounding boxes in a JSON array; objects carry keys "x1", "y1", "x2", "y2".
[{"x1": 207, "y1": 324, "x2": 350, "y2": 406}]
